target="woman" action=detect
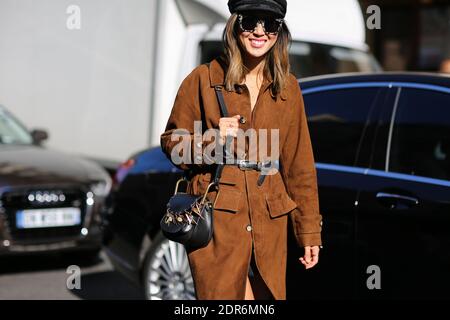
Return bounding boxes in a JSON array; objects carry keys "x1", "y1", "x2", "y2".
[{"x1": 160, "y1": 0, "x2": 322, "y2": 300}]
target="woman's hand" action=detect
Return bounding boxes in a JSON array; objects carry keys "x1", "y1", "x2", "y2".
[
  {"x1": 218, "y1": 115, "x2": 241, "y2": 144},
  {"x1": 299, "y1": 245, "x2": 320, "y2": 269}
]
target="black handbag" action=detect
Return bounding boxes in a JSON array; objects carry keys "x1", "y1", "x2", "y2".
[{"x1": 160, "y1": 85, "x2": 230, "y2": 250}]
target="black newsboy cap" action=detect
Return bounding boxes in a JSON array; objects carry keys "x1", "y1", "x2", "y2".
[{"x1": 228, "y1": 0, "x2": 287, "y2": 18}]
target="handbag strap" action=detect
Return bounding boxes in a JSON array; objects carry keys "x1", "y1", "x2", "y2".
[
  {"x1": 214, "y1": 85, "x2": 229, "y2": 117},
  {"x1": 212, "y1": 85, "x2": 231, "y2": 185},
  {"x1": 184, "y1": 62, "x2": 231, "y2": 186}
]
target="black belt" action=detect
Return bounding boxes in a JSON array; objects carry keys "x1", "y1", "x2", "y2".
[
  {"x1": 213, "y1": 136, "x2": 279, "y2": 186},
  {"x1": 218, "y1": 159, "x2": 280, "y2": 186},
  {"x1": 231, "y1": 159, "x2": 274, "y2": 171}
]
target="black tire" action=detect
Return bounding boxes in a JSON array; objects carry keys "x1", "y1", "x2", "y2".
[{"x1": 142, "y1": 231, "x2": 196, "y2": 300}]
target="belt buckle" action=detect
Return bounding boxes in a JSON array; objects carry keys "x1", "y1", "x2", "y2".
[
  {"x1": 260, "y1": 160, "x2": 279, "y2": 174},
  {"x1": 260, "y1": 160, "x2": 271, "y2": 170},
  {"x1": 237, "y1": 160, "x2": 253, "y2": 171}
]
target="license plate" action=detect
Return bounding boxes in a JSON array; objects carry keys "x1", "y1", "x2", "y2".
[{"x1": 16, "y1": 208, "x2": 81, "y2": 229}]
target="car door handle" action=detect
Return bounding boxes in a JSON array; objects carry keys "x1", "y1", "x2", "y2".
[{"x1": 376, "y1": 192, "x2": 419, "y2": 209}]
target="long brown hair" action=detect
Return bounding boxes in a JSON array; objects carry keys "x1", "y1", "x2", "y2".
[{"x1": 221, "y1": 13, "x2": 292, "y2": 97}]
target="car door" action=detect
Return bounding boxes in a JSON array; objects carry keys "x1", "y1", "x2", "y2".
[
  {"x1": 286, "y1": 83, "x2": 389, "y2": 299},
  {"x1": 355, "y1": 84, "x2": 450, "y2": 299}
]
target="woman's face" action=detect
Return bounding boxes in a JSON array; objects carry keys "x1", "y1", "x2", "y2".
[{"x1": 238, "y1": 14, "x2": 279, "y2": 59}]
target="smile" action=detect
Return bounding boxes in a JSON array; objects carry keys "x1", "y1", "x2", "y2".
[{"x1": 250, "y1": 39, "x2": 266, "y2": 48}]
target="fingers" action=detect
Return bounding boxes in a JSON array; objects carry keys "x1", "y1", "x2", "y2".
[
  {"x1": 311, "y1": 245, "x2": 319, "y2": 266},
  {"x1": 219, "y1": 116, "x2": 240, "y2": 130},
  {"x1": 299, "y1": 246, "x2": 320, "y2": 270},
  {"x1": 304, "y1": 246, "x2": 312, "y2": 263},
  {"x1": 219, "y1": 116, "x2": 241, "y2": 141}
]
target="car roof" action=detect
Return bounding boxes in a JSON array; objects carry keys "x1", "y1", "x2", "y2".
[{"x1": 299, "y1": 72, "x2": 450, "y2": 90}]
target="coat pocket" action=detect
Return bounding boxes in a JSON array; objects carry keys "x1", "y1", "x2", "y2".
[
  {"x1": 265, "y1": 192, "x2": 298, "y2": 218},
  {"x1": 213, "y1": 188, "x2": 242, "y2": 213},
  {"x1": 217, "y1": 165, "x2": 238, "y2": 185}
]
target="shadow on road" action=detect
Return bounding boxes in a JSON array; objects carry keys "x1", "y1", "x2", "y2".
[
  {"x1": 69, "y1": 271, "x2": 144, "y2": 300},
  {"x1": 0, "y1": 251, "x2": 100, "y2": 274},
  {"x1": 0, "y1": 251, "x2": 145, "y2": 300}
]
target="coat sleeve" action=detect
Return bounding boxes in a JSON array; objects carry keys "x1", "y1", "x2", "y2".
[
  {"x1": 160, "y1": 66, "x2": 218, "y2": 171},
  {"x1": 280, "y1": 78, "x2": 323, "y2": 248}
]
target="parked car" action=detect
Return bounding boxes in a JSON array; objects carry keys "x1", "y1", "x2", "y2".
[
  {"x1": 0, "y1": 105, "x2": 111, "y2": 257},
  {"x1": 102, "y1": 72, "x2": 450, "y2": 300}
]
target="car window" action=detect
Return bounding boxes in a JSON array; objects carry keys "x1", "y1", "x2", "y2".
[
  {"x1": 0, "y1": 108, "x2": 33, "y2": 145},
  {"x1": 303, "y1": 87, "x2": 385, "y2": 166},
  {"x1": 388, "y1": 88, "x2": 450, "y2": 181},
  {"x1": 199, "y1": 40, "x2": 381, "y2": 78},
  {"x1": 289, "y1": 42, "x2": 381, "y2": 78}
]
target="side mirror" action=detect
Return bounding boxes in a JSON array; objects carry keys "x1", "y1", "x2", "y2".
[{"x1": 30, "y1": 129, "x2": 49, "y2": 145}]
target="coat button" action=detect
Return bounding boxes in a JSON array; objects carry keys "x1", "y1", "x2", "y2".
[
  {"x1": 246, "y1": 225, "x2": 252, "y2": 232},
  {"x1": 239, "y1": 116, "x2": 246, "y2": 124},
  {"x1": 196, "y1": 142, "x2": 202, "y2": 148}
]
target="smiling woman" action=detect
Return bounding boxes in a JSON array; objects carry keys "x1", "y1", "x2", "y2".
[
  {"x1": 238, "y1": 14, "x2": 279, "y2": 55},
  {"x1": 222, "y1": 6, "x2": 291, "y2": 100},
  {"x1": 160, "y1": 0, "x2": 323, "y2": 301}
]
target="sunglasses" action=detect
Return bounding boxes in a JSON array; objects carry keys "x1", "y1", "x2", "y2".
[{"x1": 237, "y1": 14, "x2": 284, "y2": 35}]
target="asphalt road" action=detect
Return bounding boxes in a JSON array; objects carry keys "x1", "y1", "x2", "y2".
[{"x1": 0, "y1": 250, "x2": 145, "y2": 300}]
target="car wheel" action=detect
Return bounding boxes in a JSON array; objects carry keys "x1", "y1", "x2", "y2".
[{"x1": 142, "y1": 232, "x2": 196, "y2": 300}]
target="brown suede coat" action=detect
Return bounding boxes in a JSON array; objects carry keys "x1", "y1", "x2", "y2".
[{"x1": 160, "y1": 57, "x2": 322, "y2": 300}]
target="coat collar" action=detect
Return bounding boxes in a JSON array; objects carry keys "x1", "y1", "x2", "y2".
[{"x1": 208, "y1": 57, "x2": 287, "y2": 101}]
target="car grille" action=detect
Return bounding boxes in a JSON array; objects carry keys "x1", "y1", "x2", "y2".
[{"x1": 0, "y1": 186, "x2": 87, "y2": 243}]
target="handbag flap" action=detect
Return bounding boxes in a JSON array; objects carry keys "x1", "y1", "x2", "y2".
[{"x1": 167, "y1": 193, "x2": 202, "y2": 214}]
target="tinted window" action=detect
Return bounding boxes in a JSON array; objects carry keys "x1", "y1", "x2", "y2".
[
  {"x1": 199, "y1": 41, "x2": 381, "y2": 78},
  {"x1": 289, "y1": 42, "x2": 381, "y2": 78},
  {"x1": 304, "y1": 87, "x2": 385, "y2": 166},
  {"x1": 389, "y1": 88, "x2": 450, "y2": 181}
]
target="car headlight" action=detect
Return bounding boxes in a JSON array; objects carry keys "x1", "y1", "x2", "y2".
[{"x1": 90, "y1": 179, "x2": 112, "y2": 197}]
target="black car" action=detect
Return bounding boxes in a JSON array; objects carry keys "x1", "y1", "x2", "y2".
[
  {"x1": 102, "y1": 72, "x2": 450, "y2": 300},
  {"x1": 0, "y1": 105, "x2": 111, "y2": 257}
]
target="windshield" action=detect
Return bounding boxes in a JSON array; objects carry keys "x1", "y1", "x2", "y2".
[
  {"x1": 200, "y1": 40, "x2": 381, "y2": 78},
  {"x1": 0, "y1": 107, "x2": 33, "y2": 145}
]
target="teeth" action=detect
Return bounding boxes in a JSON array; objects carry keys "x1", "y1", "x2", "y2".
[{"x1": 251, "y1": 40, "x2": 265, "y2": 46}]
